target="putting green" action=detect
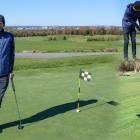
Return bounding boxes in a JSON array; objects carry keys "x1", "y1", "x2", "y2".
[{"x1": 0, "y1": 55, "x2": 140, "y2": 140}]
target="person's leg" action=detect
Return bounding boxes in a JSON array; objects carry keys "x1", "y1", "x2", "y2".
[
  {"x1": 130, "y1": 29, "x2": 136, "y2": 60},
  {"x1": 123, "y1": 28, "x2": 130, "y2": 60},
  {"x1": 0, "y1": 76, "x2": 9, "y2": 108}
]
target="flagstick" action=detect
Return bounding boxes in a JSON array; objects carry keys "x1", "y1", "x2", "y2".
[{"x1": 76, "y1": 78, "x2": 81, "y2": 112}]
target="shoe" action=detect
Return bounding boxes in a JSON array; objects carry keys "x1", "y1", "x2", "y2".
[
  {"x1": 124, "y1": 58, "x2": 128, "y2": 61},
  {"x1": 133, "y1": 58, "x2": 137, "y2": 62}
]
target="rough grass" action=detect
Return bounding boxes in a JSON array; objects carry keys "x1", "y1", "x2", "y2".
[
  {"x1": 86, "y1": 35, "x2": 121, "y2": 41},
  {"x1": 15, "y1": 35, "x2": 123, "y2": 53}
]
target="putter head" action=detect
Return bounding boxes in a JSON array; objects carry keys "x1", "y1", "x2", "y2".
[{"x1": 18, "y1": 125, "x2": 24, "y2": 130}]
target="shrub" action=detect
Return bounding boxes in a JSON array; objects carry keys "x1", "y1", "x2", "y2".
[
  {"x1": 86, "y1": 35, "x2": 121, "y2": 42},
  {"x1": 103, "y1": 48, "x2": 118, "y2": 52},
  {"x1": 48, "y1": 36, "x2": 57, "y2": 41},
  {"x1": 119, "y1": 60, "x2": 135, "y2": 72},
  {"x1": 63, "y1": 36, "x2": 67, "y2": 40}
]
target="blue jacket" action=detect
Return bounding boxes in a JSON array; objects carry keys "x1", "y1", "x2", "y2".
[
  {"x1": 122, "y1": 3, "x2": 140, "y2": 29},
  {"x1": 0, "y1": 29, "x2": 15, "y2": 77}
]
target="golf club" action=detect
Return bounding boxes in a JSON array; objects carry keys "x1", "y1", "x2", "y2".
[{"x1": 11, "y1": 79, "x2": 24, "y2": 130}]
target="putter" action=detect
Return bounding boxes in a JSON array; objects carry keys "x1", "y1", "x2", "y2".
[{"x1": 11, "y1": 79, "x2": 24, "y2": 130}]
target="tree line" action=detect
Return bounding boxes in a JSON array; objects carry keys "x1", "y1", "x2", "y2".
[{"x1": 5, "y1": 27, "x2": 122, "y2": 37}]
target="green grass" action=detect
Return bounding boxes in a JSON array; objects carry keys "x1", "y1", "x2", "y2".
[
  {"x1": 2, "y1": 54, "x2": 140, "y2": 140},
  {"x1": 14, "y1": 34, "x2": 140, "y2": 54},
  {"x1": 14, "y1": 55, "x2": 117, "y2": 70},
  {"x1": 15, "y1": 35, "x2": 122, "y2": 53},
  {"x1": 1, "y1": 43, "x2": 140, "y2": 139},
  {"x1": 0, "y1": 55, "x2": 120, "y2": 140},
  {"x1": 15, "y1": 35, "x2": 140, "y2": 56},
  {"x1": 113, "y1": 74, "x2": 140, "y2": 139}
]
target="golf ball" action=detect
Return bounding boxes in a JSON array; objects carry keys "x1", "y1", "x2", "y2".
[
  {"x1": 81, "y1": 73, "x2": 85, "y2": 77},
  {"x1": 84, "y1": 77, "x2": 87, "y2": 81},
  {"x1": 85, "y1": 71, "x2": 88, "y2": 75},
  {"x1": 87, "y1": 75, "x2": 91, "y2": 79}
]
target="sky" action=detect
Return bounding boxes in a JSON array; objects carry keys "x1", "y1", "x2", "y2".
[{"x1": 0, "y1": 0, "x2": 138, "y2": 26}]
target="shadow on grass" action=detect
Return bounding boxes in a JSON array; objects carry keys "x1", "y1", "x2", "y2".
[
  {"x1": 107, "y1": 101, "x2": 119, "y2": 106},
  {"x1": 81, "y1": 100, "x2": 119, "y2": 111},
  {"x1": 136, "y1": 114, "x2": 140, "y2": 118},
  {"x1": 0, "y1": 99, "x2": 97, "y2": 133}
]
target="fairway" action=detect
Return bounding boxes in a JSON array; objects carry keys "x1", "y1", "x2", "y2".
[{"x1": 15, "y1": 35, "x2": 122, "y2": 53}]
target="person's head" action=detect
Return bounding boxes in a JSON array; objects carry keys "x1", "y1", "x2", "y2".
[
  {"x1": 0, "y1": 15, "x2": 5, "y2": 30},
  {"x1": 133, "y1": 1, "x2": 140, "y2": 11}
]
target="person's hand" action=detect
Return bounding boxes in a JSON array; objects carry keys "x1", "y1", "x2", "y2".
[
  {"x1": 9, "y1": 73, "x2": 14, "y2": 80},
  {"x1": 137, "y1": 26, "x2": 140, "y2": 32},
  {"x1": 135, "y1": 24, "x2": 140, "y2": 32}
]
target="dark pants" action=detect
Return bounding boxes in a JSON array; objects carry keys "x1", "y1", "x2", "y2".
[
  {"x1": 123, "y1": 28, "x2": 136, "y2": 60},
  {"x1": 0, "y1": 76, "x2": 9, "y2": 107}
]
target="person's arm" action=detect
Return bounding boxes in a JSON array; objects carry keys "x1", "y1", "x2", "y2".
[
  {"x1": 135, "y1": 22, "x2": 140, "y2": 31},
  {"x1": 130, "y1": 20, "x2": 140, "y2": 31},
  {"x1": 9, "y1": 35, "x2": 15, "y2": 79}
]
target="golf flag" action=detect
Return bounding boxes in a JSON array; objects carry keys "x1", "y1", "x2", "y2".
[
  {"x1": 76, "y1": 69, "x2": 92, "y2": 113},
  {"x1": 79, "y1": 69, "x2": 92, "y2": 81}
]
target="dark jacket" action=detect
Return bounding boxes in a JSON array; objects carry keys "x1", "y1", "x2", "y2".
[
  {"x1": 0, "y1": 29, "x2": 15, "y2": 77},
  {"x1": 122, "y1": 3, "x2": 140, "y2": 30}
]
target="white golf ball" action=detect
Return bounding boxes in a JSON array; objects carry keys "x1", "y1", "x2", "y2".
[
  {"x1": 87, "y1": 75, "x2": 91, "y2": 79},
  {"x1": 84, "y1": 77, "x2": 87, "y2": 81},
  {"x1": 81, "y1": 73, "x2": 85, "y2": 77},
  {"x1": 85, "y1": 71, "x2": 88, "y2": 75}
]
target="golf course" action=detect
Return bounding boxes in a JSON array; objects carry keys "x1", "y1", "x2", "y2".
[{"x1": 0, "y1": 35, "x2": 140, "y2": 140}]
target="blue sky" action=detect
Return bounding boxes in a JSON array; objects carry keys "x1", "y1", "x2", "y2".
[{"x1": 0, "y1": 0, "x2": 138, "y2": 26}]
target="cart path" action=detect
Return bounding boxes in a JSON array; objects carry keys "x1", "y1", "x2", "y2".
[{"x1": 15, "y1": 52, "x2": 117, "y2": 59}]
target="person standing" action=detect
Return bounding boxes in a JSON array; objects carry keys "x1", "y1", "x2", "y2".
[
  {"x1": 0, "y1": 15, "x2": 15, "y2": 108},
  {"x1": 122, "y1": 1, "x2": 140, "y2": 61}
]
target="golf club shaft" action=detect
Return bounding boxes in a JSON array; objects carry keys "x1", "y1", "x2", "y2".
[{"x1": 11, "y1": 79, "x2": 22, "y2": 126}]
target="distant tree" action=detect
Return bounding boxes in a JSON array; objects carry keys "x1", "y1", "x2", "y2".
[{"x1": 5, "y1": 27, "x2": 123, "y2": 37}]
